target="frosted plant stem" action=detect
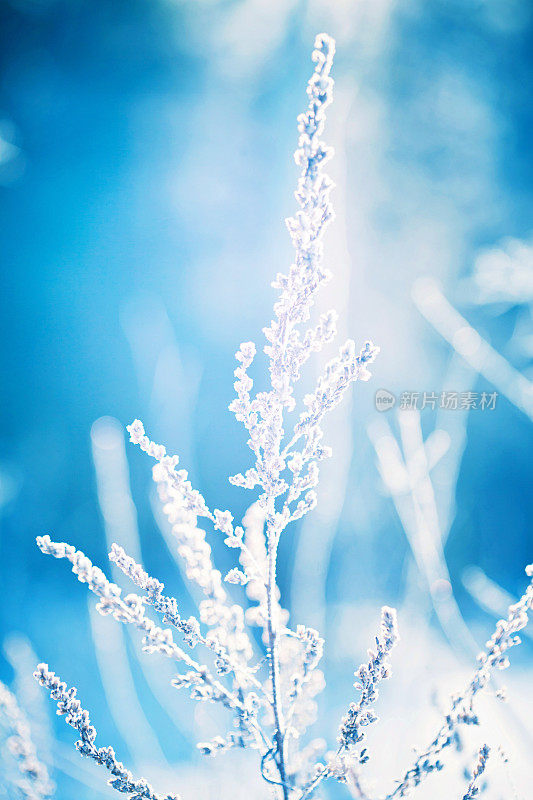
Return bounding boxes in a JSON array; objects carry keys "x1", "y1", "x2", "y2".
[
  {"x1": 297, "y1": 765, "x2": 329, "y2": 800},
  {"x1": 266, "y1": 525, "x2": 290, "y2": 799}
]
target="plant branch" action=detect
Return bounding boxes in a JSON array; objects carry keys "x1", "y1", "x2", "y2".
[{"x1": 266, "y1": 522, "x2": 290, "y2": 799}]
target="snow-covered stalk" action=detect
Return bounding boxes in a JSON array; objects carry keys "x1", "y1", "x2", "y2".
[
  {"x1": 387, "y1": 564, "x2": 533, "y2": 798},
  {"x1": 227, "y1": 32, "x2": 378, "y2": 795},
  {"x1": 297, "y1": 607, "x2": 399, "y2": 799},
  {"x1": 34, "y1": 665, "x2": 178, "y2": 800},
  {"x1": 461, "y1": 744, "x2": 490, "y2": 800}
]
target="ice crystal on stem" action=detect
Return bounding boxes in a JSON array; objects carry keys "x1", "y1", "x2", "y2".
[
  {"x1": 338, "y1": 606, "x2": 399, "y2": 752},
  {"x1": 461, "y1": 744, "x2": 490, "y2": 800}
]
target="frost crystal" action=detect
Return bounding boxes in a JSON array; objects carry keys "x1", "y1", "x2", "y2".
[
  {"x1": 338, "y1": 606, "x2": 399, "y2": 751},
  {"x1": 461, "y1": 744, "x2": 490, "y2": 800}
]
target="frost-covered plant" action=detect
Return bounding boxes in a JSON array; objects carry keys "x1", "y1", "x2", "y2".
[
  {"x1": 461, "y1": 745, "x2": 490, "y2": 800},
  {"x1": 33, "y1": 33, "x2": 533, "y2": 800}
]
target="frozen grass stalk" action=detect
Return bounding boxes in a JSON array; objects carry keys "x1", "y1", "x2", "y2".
[
  {"x1": 32, "y1": 33, "x2": 533, "y2": 800},
  {"x1": 461, "y1": 745, "x2": 490, "y2": 800}
]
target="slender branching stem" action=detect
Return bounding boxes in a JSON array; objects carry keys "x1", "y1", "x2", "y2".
[
  {"x1": 297, "y1": 766, "x2": 329, "y2": 800},
  {"x1": 266, "y1": 523, "x2": 290, "y2": 799}
]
